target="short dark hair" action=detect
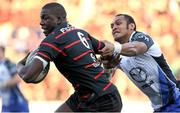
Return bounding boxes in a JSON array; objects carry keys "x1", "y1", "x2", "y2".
[
  {"x1": 116, "y1": 14, "x2": 136, "y2": 30},
  {"x1": 42, "y1": 2, "x2": 67, "y2": 19},
  {"x1": 0, "y1": 45, "x2": 5, "y2": 53}
]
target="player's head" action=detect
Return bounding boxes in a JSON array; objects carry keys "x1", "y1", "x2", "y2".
[
  {"x1": 0, "y1": 45, "x2": 5, "y2": 60},
  {"x1": 111, "y1": 14, "x2": 136, "y2": 43},
  {"x1": 40, "y1": 2, "x2": 67, "y2": 36}
]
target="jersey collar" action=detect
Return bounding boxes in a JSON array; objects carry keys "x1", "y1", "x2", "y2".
[
  {"x1": 129, "y1": 31, "x2": 136, "y2": 42},
  {"x1": 57, "y1": 22, "x2": 69, "y2": 29}
]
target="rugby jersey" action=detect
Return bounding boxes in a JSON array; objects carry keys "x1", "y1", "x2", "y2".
[
  {"x1": 119, "y1": 31, "x2": 180, "y2": 110},
  {"x1": 37, "y1": 22, "x2": 117, "y2": 96}
]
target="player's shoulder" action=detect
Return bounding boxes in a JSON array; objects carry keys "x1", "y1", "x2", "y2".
[
  {"x1": 4, "y1": 59, "x2": 16, "y2": 74},
  {"x1": 41, "y1": 33, "x2": 56, "y2": 44},
  {"x1": 4, "y1": 59, "x2": 15, "y2": 67},
  {"x1": 131, "y1": 31, "x2": 153, "y2": 41},
  {"x1": 55, "y1": 24, "x2": 88, "y2": 39}
]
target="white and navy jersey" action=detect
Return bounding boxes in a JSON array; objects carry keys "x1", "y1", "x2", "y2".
[
  {"x1": 118, "y1": 31, "x2": 180, "y2": 110},
  {"x1": 0, "y1": 59, "x2": 28, "y2": 109}
]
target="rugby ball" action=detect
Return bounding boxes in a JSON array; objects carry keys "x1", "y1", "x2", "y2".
[{"x1": 26, "y1": 49, "x2": 50, "y2": 83}]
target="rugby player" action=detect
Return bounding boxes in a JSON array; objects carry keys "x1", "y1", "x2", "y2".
[
  {"x1": 100, "y1": 14, "x2": 180, "y2": 112},
  {"x1": 17, "y1": 2, "x2": 122, "y2": 112}
]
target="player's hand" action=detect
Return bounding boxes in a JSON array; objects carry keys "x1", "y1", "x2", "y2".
[
  {"x1": 17, "y1": 52, "x2": 31, "y2": 75},
  {"x1": 100, "y1": 54, "x2": 121, "y2": 69},
  {"x1": 99, "y1": 40, "x2": 114, "y2": 57},
  {"x1": 98, "y1": 55, "x2": 121, "y2": 79}
]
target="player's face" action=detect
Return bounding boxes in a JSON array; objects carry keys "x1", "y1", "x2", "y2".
[
  {"x1": 111, "y1": 16, "x2": 131, "y2": 43},
  {"x1": 40, "y1": 8, "x2": 59, "y2": 36}
]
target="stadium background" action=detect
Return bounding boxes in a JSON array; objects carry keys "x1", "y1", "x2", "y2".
[{"x1": 0, "y1": 0, "x2": 180, "y2": 112}]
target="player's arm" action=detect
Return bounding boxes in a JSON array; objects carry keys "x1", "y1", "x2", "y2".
[
  {"x1": 98, "y1": 54, "x2": 121, "y2": 80},
  {"x1": 100, "y1": 33, "x2": 153, "y2": 57},
  {"x1": 119, "y1": 41, "x2": 148, "y2": 56},
  {"x1": 99, "y1": 41, "x2": 148, "y2": 57},
  {"x1": 88, "y1": 34, "x2": 105, "y2": 54},
  {"x1": 17, "y1": 54, "x2": 45, "y2": 83},
  {"x1": 17, "y1": 33, "x2": 61, "y2": 83}
]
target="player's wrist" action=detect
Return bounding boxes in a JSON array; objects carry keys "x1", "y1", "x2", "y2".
[{"x1": 113, "y1": 42, "x2": 122, "y2": 56}]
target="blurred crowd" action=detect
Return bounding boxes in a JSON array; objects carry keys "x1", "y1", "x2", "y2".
[{"x1": 0, "y1": 0, "x2": 180, "y2": 101}]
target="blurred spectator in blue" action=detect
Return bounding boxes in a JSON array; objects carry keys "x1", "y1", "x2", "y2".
[{"x1": 0, "y1": 45, "x2": 29, "y2": 112}]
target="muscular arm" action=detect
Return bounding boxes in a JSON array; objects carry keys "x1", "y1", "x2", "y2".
[
  {"x1": 99, "y1": 41, "x2": 148, "y2": 57},
  {"x1": 121, "y1": 41, "x2": 148, "y2": 56},
  {"x1": 17, "y1": 56, "x2": 44, "y2": 83},
  {"x1": 100, "y1": 32, "x2": 153, "y2": 57}
]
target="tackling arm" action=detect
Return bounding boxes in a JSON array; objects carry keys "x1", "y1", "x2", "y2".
[
  {"x1": 120, "y1": 41, "x2": 148, "y2": 56},
  {"x1": 99, "y1": 41, "x2": 148, "y2": 57}
]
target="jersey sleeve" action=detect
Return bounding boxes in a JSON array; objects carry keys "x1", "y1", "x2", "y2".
[
  {"x1": 88, "y1": 34, "x2": 105, "y2": 53},
  {"x1": 36, "y1": 34, "x2": 65, "y2": 62},
  {"x1": 132, "y1": 32, "x2": 154, "y2": 49}
]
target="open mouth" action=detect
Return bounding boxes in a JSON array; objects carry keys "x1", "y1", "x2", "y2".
[{"x1": 113, "y1": 31, "x2": 120, "y2": 35}]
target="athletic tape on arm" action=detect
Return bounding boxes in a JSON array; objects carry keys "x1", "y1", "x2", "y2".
[{"x1": 113, "y1": 42, "x2": 122, "y2": 56}]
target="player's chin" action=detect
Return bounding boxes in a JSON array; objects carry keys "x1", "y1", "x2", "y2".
[
  {"x1": 113, "y1": 35, "x2": 120, "y2": 41},
  {"x1": 114, "y1": 36, "x2": 123, "y2": 43},
  {"x1": 43, "y1": 31, "x2": 49, "y2": 36},
  {"x1": 43, "y1": 29, "x2": 51, "y2": 36}
]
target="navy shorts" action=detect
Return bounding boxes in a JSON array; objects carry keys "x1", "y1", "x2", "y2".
[{"x1": 66, "y1": 89, "x2": 122, "y2": 112}]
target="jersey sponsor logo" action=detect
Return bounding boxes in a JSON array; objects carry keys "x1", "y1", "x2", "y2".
[
  {"x1": 60, "y1": 25, "x2": 75, "y2": 33},
  {"x1": 129, "y1": 67, "x2": 154, "y2": 89},
  {"x1": 129, "y1": 67, "x2": 147, "y2": 82},
  {"x1": 84, "y1": 62, "x2": 101, "y2": 69},
  {"x1": 137, "y1": 35, "x2": 150, "y2": 42},
  {"x1": 141, "y1": 80, "x2": 154, "y2": 89}
]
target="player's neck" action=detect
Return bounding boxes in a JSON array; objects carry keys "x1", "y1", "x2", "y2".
[{"x1": 126, "y1": 31, "x2": 134, "y2": 42}]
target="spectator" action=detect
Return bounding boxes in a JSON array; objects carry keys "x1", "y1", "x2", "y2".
[{"x1": 0, "y1": 45, "x2": 29, "y2": 112}]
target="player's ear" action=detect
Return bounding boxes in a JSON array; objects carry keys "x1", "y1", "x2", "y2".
[
  {"x1": 57, "y1": 17, "x2": 63, "y2": 25},
  {"x1": 129, "y1": 23, "x2": 135, "y2": 30}
]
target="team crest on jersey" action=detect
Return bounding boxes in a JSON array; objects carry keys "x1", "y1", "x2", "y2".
[
  {"x1": 129, "y1": 67, "x2": 155, "y2": 89},
  {"x1": 129, "y1": 67, "x2": 147, "y2": 82}
]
